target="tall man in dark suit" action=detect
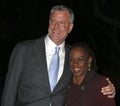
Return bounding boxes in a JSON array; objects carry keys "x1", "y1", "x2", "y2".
[{"x1": 1, "y1": 5, "x2": 115, "y2": 106}]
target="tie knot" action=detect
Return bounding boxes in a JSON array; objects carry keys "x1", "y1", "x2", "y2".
[{"x1": 55, "y1": 46, "x2": 60, "y2": 54}]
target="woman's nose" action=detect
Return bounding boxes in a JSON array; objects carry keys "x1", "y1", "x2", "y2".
[{"x1": 73, "y1": 60, "x2": 79, "y2": 65}]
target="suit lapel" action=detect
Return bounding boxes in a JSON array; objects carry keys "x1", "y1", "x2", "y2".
[
  {"x1": 34, "y1": 38, "x2": 72, "y2": 94},
  {"x1": 33, "y1": 37, "x2": 51, "y2": 93},
  {"x1": 53, "y1": 44, "x2": 73, "y2": 93}
]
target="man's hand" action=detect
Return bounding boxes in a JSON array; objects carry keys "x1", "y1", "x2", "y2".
[{"x1": 101, "y1": 78, "x2": 116, "y2": 98}]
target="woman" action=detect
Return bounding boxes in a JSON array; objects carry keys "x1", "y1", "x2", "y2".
[{"x1": 66, "y1": 42, "x2": 116, "y2": 106}]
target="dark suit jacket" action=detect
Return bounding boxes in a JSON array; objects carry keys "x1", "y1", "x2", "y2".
[{"x1": 1, "y1": 36, "x2": 73, "y2": 106}]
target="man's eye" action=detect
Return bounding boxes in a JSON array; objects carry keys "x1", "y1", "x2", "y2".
[
  {"x1": 50, "y1": 19, "x2": 55, "y2": 23},
  {"x1": 60, "y1": 21, "x2": 65, "y2": 24}
]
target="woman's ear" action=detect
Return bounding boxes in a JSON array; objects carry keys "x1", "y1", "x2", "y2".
[
  {"x1": 88, "y1": 56, "x2": 92, "y2": 64},
  {"x1": 88, "y1": 56, "x2": 92, "y2": 71}
]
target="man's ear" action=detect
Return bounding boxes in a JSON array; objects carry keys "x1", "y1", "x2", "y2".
[{"x1": 68, "y1": 23, "x2": 74, "y2": 33}]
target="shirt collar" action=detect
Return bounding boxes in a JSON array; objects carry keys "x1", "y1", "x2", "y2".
[{"x1": 45, "y1": 34, "x2": 65, "y2": 52}]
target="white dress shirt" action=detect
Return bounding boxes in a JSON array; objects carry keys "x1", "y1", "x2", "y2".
[{"x1": 45, "y1": 35, "x2": 65, "y2": 82}]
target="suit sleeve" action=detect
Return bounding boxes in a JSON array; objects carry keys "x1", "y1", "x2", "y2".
[
  {"x1": 98, "y1": 77, "x2": 116, "y2": 106},
  {"x1": 1, "y1": 43, "x2": 25, "y2": 106}
]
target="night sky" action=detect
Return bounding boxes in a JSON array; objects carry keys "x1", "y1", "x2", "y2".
[{"x1": 0, "y1": 0, "x2": 120, "y2": 105}]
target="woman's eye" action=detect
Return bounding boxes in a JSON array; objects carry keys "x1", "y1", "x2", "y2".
[
  {"x1": 70, "y1": 58, "x2": 74, "y2": 62},
  {"x1": 78, "y1": 58, "x2": 84, "y2": 61}
]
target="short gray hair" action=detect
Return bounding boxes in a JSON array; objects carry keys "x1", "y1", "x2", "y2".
[{"x1": 50, "y1": 5, "x2": 74, "y2": 23}]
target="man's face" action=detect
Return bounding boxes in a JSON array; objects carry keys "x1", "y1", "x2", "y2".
[{"x1": 48, "y1": 10, "x2": 73, "y2": 45}]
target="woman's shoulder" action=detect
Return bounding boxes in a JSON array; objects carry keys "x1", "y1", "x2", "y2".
[{"x1": 93, "y1": 71, "x2": 108, "y2": 87}]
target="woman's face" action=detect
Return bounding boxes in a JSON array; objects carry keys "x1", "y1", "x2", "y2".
[
  {"x1": 48, "y1": 10, "x2": 73, "y2": 45},
  {"x1": 70, "y1": 47, "x2": 92, "y2": 77}
]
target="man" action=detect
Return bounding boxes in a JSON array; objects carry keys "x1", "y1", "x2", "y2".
[{"x1": 1, "y1": 5, "x2": 115, "y2": 106}]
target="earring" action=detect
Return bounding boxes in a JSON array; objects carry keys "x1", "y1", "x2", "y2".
[{"x1": 88, "y1": 63, "x2": 91, "y2": 71}]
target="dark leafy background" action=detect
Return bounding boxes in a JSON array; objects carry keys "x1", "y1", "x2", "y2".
[{"x1": 0, "y1": 0, "x2": 120, "y2": 105}]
